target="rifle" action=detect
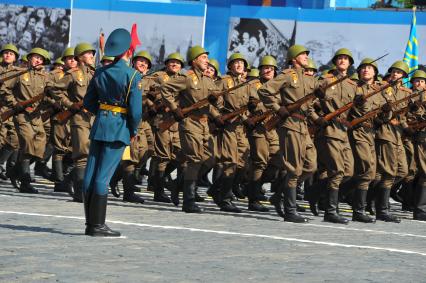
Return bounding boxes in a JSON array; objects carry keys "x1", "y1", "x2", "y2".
[
  {"x1": 263, "y1": 53, "x2": 390, "y2": 131},
  {"x1": 1, "y1": 94, "x2": 45, "y2": 121},
  {"x1": 55, "y1": 100, "x2": 83, "y2": 124},
  {"x1": 158, "y1": 78, "x2": 260, "y2": 132},
  {"x1": 408, "y1": 120, "x2": 426, "y2": 131},
  {"x1": 245, "y1": 109, "x2": 275, "y2": 126},
  {"x1": 349, "y1": 89, "x2": 425, "y2": 128},
  {"x1": 220, "y1": 99, "x2": 260, "y2": 122},
  {"x1": 142, "y1": 100, "x2": 167, "y2": 120},
  {"x1": 0, "y1": 63, "x2": 45, "y2": 86}
]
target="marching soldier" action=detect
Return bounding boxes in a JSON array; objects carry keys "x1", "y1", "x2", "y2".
[
  {"x1": 0, "y1": 47, "x2": 52, "y2": 193},
  {"x1": 82, "y1": 28, "x2": 142, "y2": 237},
  {"x1": 0, "y1": 44, "x2": 21, "y2": 181},
  {"x1": 373, "y1": 61, "x2": 411, "y2": 223},
  {"x1": 408, "y1": 70, "x2": 426, "y2": 221},
  {"x1": 160, "y1": 46, "x2": 221, "y2": 213},
  {"x1": 346, "y1": 58, "x2": 383, "y2": 223},
  {"x1": 212, "y1": 53, "x2": 253, "y2": 212},
  {"x1": 308, "y1": 48, "x2": 356, "y2": 224},
  {"x1": 258, "y1": 45, "x2": 320, "y2": 223},
  {"x1": 246, "y1": 55, "x2": 281, "y2": 212},
  {"x1": 52, "y1": 43, "x2": 96, "y2": 202},
  {"x1": 49, "y1": 47, "x2": 76, "y2": 193}
]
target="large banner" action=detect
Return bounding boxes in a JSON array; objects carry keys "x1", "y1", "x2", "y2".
[
  {"x1": 0, "y1": 4, "x2": 71, "y2": 60},
  {"x1": 70, "y1": 9, "x2": 205, "y2": 70},
  {"x1": 227, "y1": 18, "x2": 295, "y2": 69}
]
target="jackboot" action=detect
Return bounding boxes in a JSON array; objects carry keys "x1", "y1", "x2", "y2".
[
  {"x1": 109, "y1": 166, "x2": 122, "y2": 198},
  {"x1": 122, "y1": 170, "x2": 144, "y2": 204},
  {"x1": 324, "y1": 189, "x2": 349, "y2": 224},
  {"x1": 413, "y1": 182, "x2": 426, "y2": 221},
  {"x1": 247, "y1": 180, "x2": 269, "y2": 212},
  {"x1": 86, "y1": 194, "x2": 120, "y2": 237},
  {"x1": 219, "y1": 175, "x2": 241, "y2": 213},
  {"x1": 18, "y1": 159, "x2": 38, "y2": 194},
  {"x1": 0, "y1": 145, "x2": 14, "y2": 180},
  {"x1": 153, "y1": 170, "x2": 171, "y2": 203},
  {"x1": 283, "y1": 186, "x2": 308, "y2": 223},
  {"x1": 182, "y1": 179, "x2": 202, "y2": 213},
  {"x1": 269, "y1": 176, "x2": 284, "y2": 218},
  {"x1": 72, "y1": 167, "x2": 85, "y2": 203},
  {"x1": 6, "y1": 150, "x2": 19, "y2": 189},
  {"x1": 352, "y1": 189, "x2": 375, "y2": 223},
  {"x1": 375, "y1": 186, "x2": 400, "y2": 223}
]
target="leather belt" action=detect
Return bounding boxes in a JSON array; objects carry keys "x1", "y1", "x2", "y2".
[{"x1": 99, "y1": 103, "x2": 127, "y2": 114}]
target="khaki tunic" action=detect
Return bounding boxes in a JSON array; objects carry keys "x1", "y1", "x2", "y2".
[
  {"x1": 258, "y1": 67, "x2": 318, "y2": 189},
  {"x1": 0, "y1": 67, "x2": 52, "y2": 159},
  {"x1": 161, "y1": 67, "x2": 220, "y2": 180},
  {"x1": 52, "y1": 65, "x2": 94, "y2": 167},
  {"x1": 0, "y1": 63, "x2": 20, "y2": 150}
]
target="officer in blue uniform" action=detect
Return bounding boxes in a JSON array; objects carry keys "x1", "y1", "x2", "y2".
[{"x1": 82, "y1": 28, "x2": 142, "y2": 237}]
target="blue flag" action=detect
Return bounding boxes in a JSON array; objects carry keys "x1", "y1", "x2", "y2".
[{"x1": 403, "y1": 7, "x2": 418, "y2": 83}]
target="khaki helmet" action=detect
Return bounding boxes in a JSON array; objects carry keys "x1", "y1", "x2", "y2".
[
  {"x1": 1, "y1": 43, "x2": 19, "y2": 58},
  {"x1": 165, "y1": 52, "x2": 184, "y2": 66},
  {"x1": 332, "y1": 48, "x2": 354, "y2": 65},
  {"x1": 350, "y1": 72, "x2": 359, "y2": 81},
  {"x1": 227, "y1": 53, "x2": 248, "y2": 69},
  {"x1": 28, "y1": 47, "x2": 50, "y2": 65},
  {"x1": 101, "y1": 55, "x2": 115, "y2": 62},
  {"x1": 133, "y1": 50, "x2": 152, "y2": 68},
  {"x1": 74, "y1": 42, "x2": 96, "y2": 57},
  {"x1": 411, "y1": 69, "x2": 426, "y2": 82},
  {"x1": 53, "y1": 58, "x2": 64, "y2": 65},
  {"x1": 388, "y1": 60, "x2": 409, "y2": 77},
  {"x1": 357, "y1": 58, "x2": 378, "y2": 75},
  {"x1": 305, "y1": 58, "x2": 318, "y2": 71},
  {"x1": 247, "y1": 68, "x2": 259, "y2": 78},
  {"x1": 21, "y1": 54, "x2": 28, "y2": 63},
  {"x1": 258, "y1": 55, "x2": 278, "y2": 69},
  {"x1": 187, "y1": 45, "x2": 208, "y2": 64},
  {"x1": 286, "y1": 44, "x2": 309, "y2": 63},
  {"x1": 208, "y1": 58, "x2": 220, "y2": 76},
  {"x1": 61, "y1": 47, "x2": 75, "y2": 60}
]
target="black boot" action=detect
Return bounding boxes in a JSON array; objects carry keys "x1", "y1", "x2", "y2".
[
  {"x1": 0, "y1": 145, "x2": 14, "y2": 180},
  {"x1": 72, "y1": 167, "x2": 85, "y2": 203},
  {"x1": 182, "y1": 179, "x2": 202, "y2": 213},
  {"x1": 219, "y1": 176, "x2": 241, "y2": 213},
  {"x1": 122, "y1": 170, "x2": 144, "y2": 204},
  {"x1": 304, "y1": 179, "x2": 322, "y2": 216},
  {"x1": 324, "y1": 189, "x2": 349, "y2": 224},
  {"x1": 366, "y1": 184, "x2": 376, "y2": 216},
  {"x1": 19, "y1": 159, "x2": 38, "y2": 194},
  {"x1": 247, "y1": 180, "x2": 269, "y2": 212},
  {"x1": 375, "y1": 186, "x2": 400, "y2": 223},
  {"x1": 194, "y1": 187, "x2": 205, "y2": 202},
  {"x1": 413, "y1": 182, "x2": 426, "y2": 221},
  {"x1": 283, "y1": 186, "x2": 308, "y2": 223},
  {"x1": 86, "y1": 194, "x2": 120, "y2": 237},
  {"x1": 153, "y1": 171, "x2": 171, "y2": 203},
  {"x1": 352, "y1": 189, "x2": 375, "y2": 223},
  {"x1": 83, "y1": 191, "x2": 91, "y2": 230},
  {"x1": 269, "y1": 176, "x2": 284, "y2": 218},
  {"x1": 197, "y1": 164, "x2": 212, "y2": 188},
  {"x1": 52, "y1": 159, "x2": 68, "y2": 192},
  {"x1": 232, "y1": 169, "x2": 246, "y2": 200},
  {"x1": 34, "y1": 160, "x2": 52, "y2": 180},
  {"x1": 109, "y1": 166, "x2": 122, "y2": 198},
  {"x1": 207, "y1": 166, "x2": 223, "y2": 205}
]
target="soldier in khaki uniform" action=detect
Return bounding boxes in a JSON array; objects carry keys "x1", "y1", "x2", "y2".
[
  {"x1": 212, "y1": 53, "x2": 255, "y2": 213},
  {"x1": 373, "y1": 61, "x2": 411, "y2": 223},
  {"x1": 49, "y1": 47, "x2": 76, "y2": 193},
  {"x1": 0, "y1": 44, "x2": 21, "y2": 181},
  {"x1": 346, "y1": 58, "x2": 384, "y2": 223},
  {"x1": 52, "y1": 43, "x2": 95, "y2": 202},
  {"x1": 258, "y1": 45, "x2": 320, "y2": 223},
  {"x1": 0, "y1": 47, "x2": 52, "y2": 193},
  {"x1": 409, "y1": 70, "x2": 426, "y2": 221},
  {"x1": 245, "y1": 55, "x2": 281, "y2": 212},
  {"x1": 308, "y1": 48, "x2": 356, "y2": 224},
  {"x1": 149, "y1": 52, "x2": 186, "y2": 204},
  {"x1": 161, "y1": 46, "x2": 221, "y2": 213}
]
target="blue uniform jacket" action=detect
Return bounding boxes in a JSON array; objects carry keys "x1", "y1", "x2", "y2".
[{"x1": 83, "y1": 59, "x2": 142, "y2": 145}]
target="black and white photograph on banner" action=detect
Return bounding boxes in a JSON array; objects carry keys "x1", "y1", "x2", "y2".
[
  {"x1": 0, "y1": 4, "x2": 71, "y2": 60},
  {"x1": 227, "y1": 18, "x2": 296, "y2": 69},
  {"x1": 70, "y1": 9, "x2": 205, "y2": 70}
]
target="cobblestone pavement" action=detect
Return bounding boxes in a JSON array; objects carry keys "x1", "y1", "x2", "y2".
[{"x1": 1, "y1": 175, "x2": 426, "y2": 283}]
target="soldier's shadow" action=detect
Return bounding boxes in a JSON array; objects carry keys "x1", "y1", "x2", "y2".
[{"x1": 0, "y1": 223, "x2": 82, "y2": 236}]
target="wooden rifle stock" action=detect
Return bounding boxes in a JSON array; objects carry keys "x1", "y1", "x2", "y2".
[
  {"x1": 158, "y1": 78, "x2": 260, "y2": 132},
  {"x1": 1, "y1": 94, "x2": 45, "y2": 121},
  {"x1": 350, "y1": 89, "x2": 425, "y2": 127},
  {"x1": 55, "y1": 100, "x2": 83, "y2": 124},
  {"x1": 246, "y1": 109, "x2": 274, "y2": 126},
  {"x1": 221, "y1": 99, "x2": 260, "y2": 122}
]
